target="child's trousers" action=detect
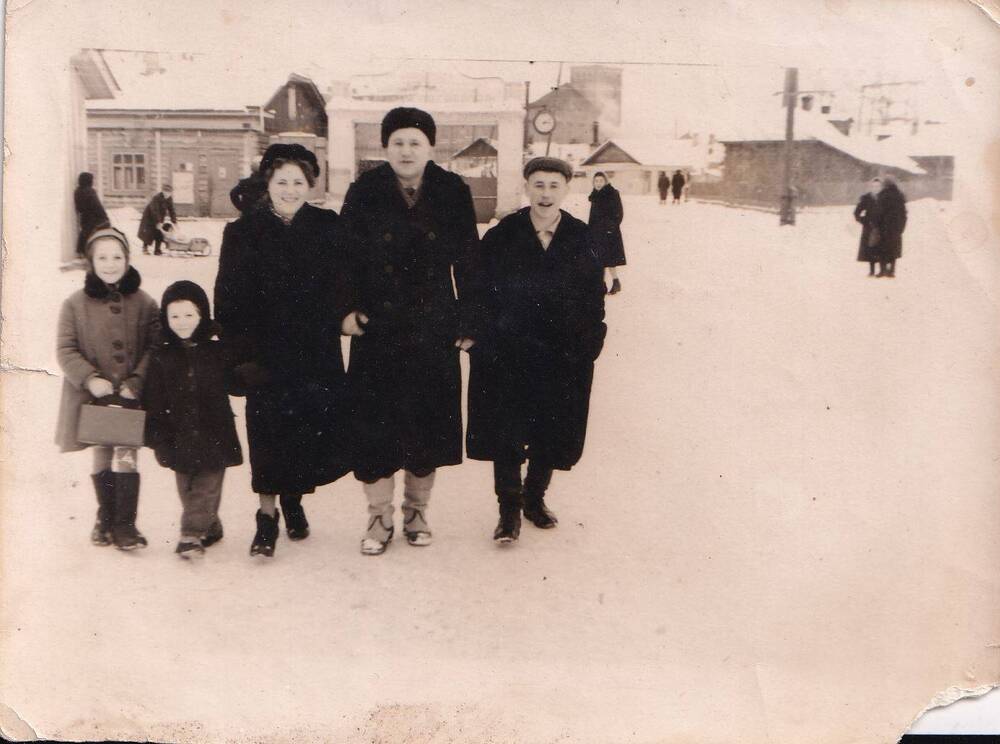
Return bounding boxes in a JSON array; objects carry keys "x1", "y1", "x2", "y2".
[{"x1": 175, "y1": 469, "x2": 225, "y2": 538}]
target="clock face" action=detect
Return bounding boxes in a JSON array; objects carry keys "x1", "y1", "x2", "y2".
[{"x1": 533, "y1": 111, "x2": 556, "y2": 135}]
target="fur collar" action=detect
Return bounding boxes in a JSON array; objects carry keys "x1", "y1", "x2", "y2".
[{"x1": 84, "y1": 266, "x2": 142, "y2": 299}]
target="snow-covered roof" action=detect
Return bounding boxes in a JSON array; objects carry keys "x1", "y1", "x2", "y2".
[
  {"x1": 582, "y1": 137, "x2": 709, "y2": 169},
  {"x1": 716, "y1": 109, "x2": 925, "y2": 174},
  {"x1": 86, "y1": 50, "x2": 304, "y2": 112},
  {"x1": 525, "y1": 142, "x2": 596, "y2": 165},
  {"x1": 451, "y1": 138, "x2": 498, "y2": 159}
]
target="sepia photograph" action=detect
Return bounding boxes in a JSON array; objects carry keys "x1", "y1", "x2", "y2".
[{"x1": 2, "y1": 1, "x2": 999, "y2": 742}]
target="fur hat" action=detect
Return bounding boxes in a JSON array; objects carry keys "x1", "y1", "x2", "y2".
[
  {"x1": 259, "y1": 143, "x2": 321, "y2": 179},
  {"x1": 380, "y1": 107, "x2": 436, "y2": 147},
  {"x1": 523, "y1": 157, "x2": 573, "y2": 181},
  {"x1": 160, "y1": 280, "x2": 215, "y2": 344}
]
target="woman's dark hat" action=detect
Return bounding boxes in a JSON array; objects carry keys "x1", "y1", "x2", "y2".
[
  {"x1": 259, "y1": 143, "x2": 321, "y2": 178},
  {"x1": 381, "y1": 107, "x2": 436, "y2": 147}
]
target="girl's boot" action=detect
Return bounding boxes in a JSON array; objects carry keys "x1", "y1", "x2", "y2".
[
  {"x1": 250, "y1": 509, "x2": 280, "y2": 557},
  {"x1": 90, "y1": 470, "x2": 115, "y2": 546},
  {"x1": 112, "y1": 473, "x2": 148, "y2": 550}
]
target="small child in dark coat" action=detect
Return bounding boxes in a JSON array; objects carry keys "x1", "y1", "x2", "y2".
[{"x1": 144, "y1": 281, "x2": 244, "y2": 559}]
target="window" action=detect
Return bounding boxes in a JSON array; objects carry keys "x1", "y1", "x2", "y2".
[{"x1": 112, "y1": 153, "x2": 146, "y2": 191}]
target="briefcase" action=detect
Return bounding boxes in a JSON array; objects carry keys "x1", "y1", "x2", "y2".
[{"x1": 77, "y1": 396, "x2": 146, "y2": 447}]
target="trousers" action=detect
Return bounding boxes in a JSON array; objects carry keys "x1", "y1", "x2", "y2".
[{"x1": 175, "y1": 468, "x2": 225, "y2": 538}]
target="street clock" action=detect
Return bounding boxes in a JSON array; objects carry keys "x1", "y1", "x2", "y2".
[{"x1": 532, "y1": 110, "x2": 556, "y2": 135}]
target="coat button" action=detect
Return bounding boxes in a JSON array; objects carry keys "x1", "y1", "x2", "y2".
[
  {"x1": 383, "y1": 301, "x2": 393, "y2": 311},
  {"x1": 112, "y1": 340, "x2": 124, "y2": 350},
  {"x1": 109, "y1": 292, "x2": 122, "y2": 303},
  {"x1": 427, "y1": 231, "x2": 436, "y2": 240},
  {"x1": 113, "y1": 353, "x2": 125, "y2": 363},
  {"x1": 109, "y1": 305, "x2": 122, "y2": 314},
  {"x1": 384, "y1": 264, "x2": 393, "y2": 274},
  {"x1": 383, "y1": 232, "x2": 393, "y2": 242}
]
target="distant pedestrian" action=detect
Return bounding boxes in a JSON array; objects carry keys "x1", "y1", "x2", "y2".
[
  {"x1": 55, "y1": 227, "x2": 159, "y2": 551},
  {"x1": 874, "y1": 177, "x2": 907, "y2": 278},
  {"x1": 74, "y1": 172, "x2": 110, "y2": 258},
  {"x1": 854, "y1": 177, "x2": 882, "y2": 276},
  {"x1": 657, "y1": 171, "x2": 669, "y2": 204},
  {"x1": 138, "y1": 184, "x2": 177, "y2": 255},
  {"x1": 229, "y1": 156, "x2": 267, "y2": 215},
  {"x1": 588, "y1": 172, "x2": 626, "y2": 295},
  {"x1": 671, "y1": 170, "x2": 685, "y2": 204},
  {"x1": 683, "y1": 170, "x2": 692, "y2": 202},
  {"x1": 464, "y1": 157, "x2": 607, "y2": 544},
  {"x1": 144, "y1": 281, "x2": 244, "y2": 560}
]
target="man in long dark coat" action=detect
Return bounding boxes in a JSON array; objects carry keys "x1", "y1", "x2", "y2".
[
  {"x1": 657, "y1": 171, "x2": 670, "y2": 204},
  {"x1": 874, "y1": 178, "x2": 907, "y2": 278},
  {"x1": 138, "y1": 184, "x2": 178, "y2": 255},
  {"x1": 670, "y1": 169, "x2": 686, "y2": 204},
  {"x1": 74, "y1": 172, "x2": 110, "y2": 258},
  {"x1": 464, "y1": 157, "x2": 607, "y2": 544},
  {"x1": 339, "y1": 107, "x2": 479, "y2": 555}
]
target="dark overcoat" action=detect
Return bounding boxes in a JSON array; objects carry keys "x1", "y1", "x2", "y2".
[
  {"x1": 657, "y1": 173, "x2": 670, "y2": 201},
  {"x1": 854, "y1": 192, "x2": 880, "y2": 262},
  {"x1": 465, "y1": 208, "x2": 607, "y2": 470},
  {"x1": 214, "y1": 203, "x2": 353, "y2": 495},
  {"x1": 339, "y1": 161, "x2": 479, "y2": 480},
  {"x1": 55, "y1": 268, "x2": 159, "y2": 452},
  {"x1": 74, "y1": 175, "x2": 110, "y2": 256},
  {"x1": 144, "y1": 326, "x2": 243, "y2": 475},
  {"x1": 138, "y1": 192, "x2": 177, "y2": 245},
  {"x1": 588, "y1": 184, "x2": 626, "y2": 267},
  {"x1": 875, "y1": 184, "x2": 907, "y2": 260},
  {"x1": 671, "y1": 172, "x2": 685, "y2": 198}
]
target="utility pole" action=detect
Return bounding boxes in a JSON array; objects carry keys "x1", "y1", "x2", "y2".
[
  {"x1": 779, "y1": 67, "x2": 798, "y2": 226},
  {"x1": 545, "y1": 62, "x2": 563, "y2": 157},
  {"x1": 523, "y1": 80, "x2": 530, "y2": 150}
]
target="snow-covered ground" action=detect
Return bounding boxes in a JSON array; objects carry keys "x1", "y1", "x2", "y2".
[{"x1": 2, "y1": 197, "x2": 998, "y2": 743}]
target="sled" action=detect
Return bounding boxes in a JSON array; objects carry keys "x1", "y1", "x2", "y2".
[{"x1": 160, "y1": 222, "x2": 212, "y2": 257}]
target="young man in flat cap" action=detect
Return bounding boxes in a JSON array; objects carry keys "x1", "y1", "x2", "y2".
[
  {"x1": 463, "y1": 157, "x2": 608, "y2": 543},
  {"x1": 339, "y1": 106, "x2": 480, "y2": 556}
]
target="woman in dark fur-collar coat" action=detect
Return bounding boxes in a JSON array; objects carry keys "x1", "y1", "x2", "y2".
[
  {"x1": 587, "y1": 172, "x2": 626, "y2": 294},
  {"x1": 339, "y1": 121, "x2": 479, "y2": 553},
  {"x1": 214, "y1": 143, "x2": 355, "y2": 557},
  {"x1": 854, "y1": 178, "x2": 881, "y2": 275}
]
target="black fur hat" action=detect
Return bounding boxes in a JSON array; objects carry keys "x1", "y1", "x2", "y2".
[
  {"x1": 160, "y1": 280, "x2": 215, "y2": 344},
  {"x1": 259, "y1": 143, "x2": 321, "y2": 179},
  {"x1": 380, "y1": 107, "x2": 436, "y2": 147}
]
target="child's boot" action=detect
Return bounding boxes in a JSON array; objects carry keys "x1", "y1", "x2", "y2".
[
  {"x1": 175, "y1": 537, "x2": 205, "y2": 560},
  {"x1": 250, "y1": 509, "x2": 280, "y2": 557},
  {"x1": 402, "y1": 470, "x2": 434, "y2": 547},
  {"x1": 111, "y1": 473, "x2": 148, "y2": 550},
  {"x1": 202, "y1": 519, "x2": 224, "y2": 548},
  {"x1": 279, "y1": 494, "x2": 309, "y2": 540},
  {"x1": 90, "y1": 470, "x2": 115, "y2": 546}
]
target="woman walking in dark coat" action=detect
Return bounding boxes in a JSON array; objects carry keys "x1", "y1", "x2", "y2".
[
  {"x1": 587, "y1": 172, "x2": 626, "y2": 295},
  {"x1": 138, "y1": 184, "x2": 178, "y2": 255},
  {"x1": 74, "y1": 172, "x2": 110, "y2": 258},
  {"x1": 214, "y1": 144, "x2": 354, "y2": 557},
  {"x1": 854, "y1": 177, "x2": 882, "y2": 276},
  {"x1": 339, "y1": 107, "x2": 479, "y2": 555},
  {"x1": 464, "y1": 157, "x2": 607, "y2": 544},
  {"x1": 874, "y1": 178, "x2": 907, "y2": 278}
]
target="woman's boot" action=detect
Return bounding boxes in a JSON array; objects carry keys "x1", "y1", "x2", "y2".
[
  {"x1": 279, "y1": 494, "x2": 309, "y2": 540},
  {"x1": 111, "y1": 473, "x2": 147, "y2": 550},
  {"x1": 90, "y1": 470, "x2": 115, "y2": 546},
  {"x1": 250, "y1": 509, "x2": 280, "y2": 557}
]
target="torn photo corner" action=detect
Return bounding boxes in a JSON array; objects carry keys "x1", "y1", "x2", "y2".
[{"x1": 2, "y1": 0, "x2": 999, "y2": 742}]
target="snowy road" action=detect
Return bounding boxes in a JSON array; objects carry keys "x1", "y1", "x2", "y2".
[{"x1": 2, "y1": 196, "x2": 997, "y2": 743}]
